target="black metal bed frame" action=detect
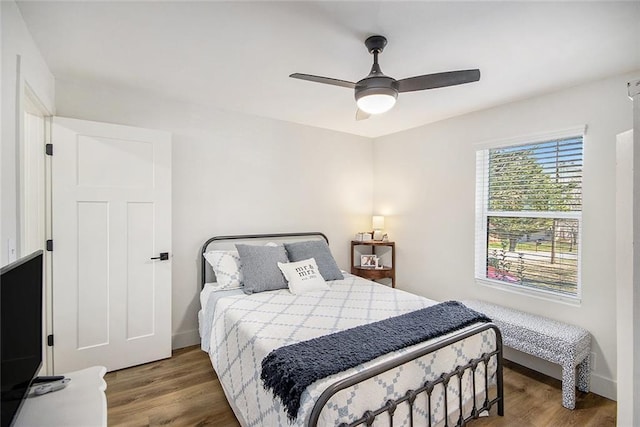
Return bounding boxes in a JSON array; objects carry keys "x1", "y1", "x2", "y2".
[
  {"x1": 200, "y1": 232, "x2": 504, "y2": 427},
  {"x1": 309, "y1": 323, "x2": 503, "y2": 427}
]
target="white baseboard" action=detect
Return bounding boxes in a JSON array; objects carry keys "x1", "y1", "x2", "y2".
[
  {"x1": 503, "y1": 348, "x2": 616, "y2": 401},
  {"x1": 172, "y1": 329, "x2": 200, "y2": 349},
  {"x1": 590, "y1": 372, "x2": 617, "y2": 401}
]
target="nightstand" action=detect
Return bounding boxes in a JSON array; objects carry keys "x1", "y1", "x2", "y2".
[{"x1": 350, "y1": 240, "x2": 395, "y2": 288}]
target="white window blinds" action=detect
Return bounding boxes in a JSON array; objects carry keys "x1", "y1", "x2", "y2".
[{"x1": 475, "y1": 134, "x2": 583, "y2": 298}]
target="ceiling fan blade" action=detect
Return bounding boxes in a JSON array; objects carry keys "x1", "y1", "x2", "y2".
[
  {"x1": 290, "y1": 73, "x2": 356, "y2": 89},
  {"x1": 355, "y1": 108, "x2": 371, "y2": 121},
  {"x1": 397, "y1": 69, "x2": 480, "y2": 93}
]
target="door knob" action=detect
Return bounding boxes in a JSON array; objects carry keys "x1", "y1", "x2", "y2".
[{"x1": 150, "y1": 252, "x2": 169, "y2": 261}]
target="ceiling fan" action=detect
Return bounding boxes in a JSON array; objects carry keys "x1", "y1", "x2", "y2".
[{"x1": 290, "y1": 35, "x2": 480, "y2": 120}]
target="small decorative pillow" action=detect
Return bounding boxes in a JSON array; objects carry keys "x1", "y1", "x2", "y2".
[
  {"x1": 284, "y1": 240, "x2": 344, "y2": 281},
  {"x1": 236, "y1": 244, "x2": 289, "y2": 294},
  {"x1": 278, "y1": 258, "x2": 329, "y2": 295},
  {"x1": 203, "y1": 250, "x2": 243, "y2": 290}
]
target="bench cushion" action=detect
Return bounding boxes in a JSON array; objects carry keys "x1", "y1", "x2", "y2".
[{"x1": 462, "y1": 300, "x2": 590, "y2": 366}]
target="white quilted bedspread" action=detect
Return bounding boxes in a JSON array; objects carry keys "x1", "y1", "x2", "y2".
[{"x1": 202, "y1": 274, "x2": 496, "y2": 427}]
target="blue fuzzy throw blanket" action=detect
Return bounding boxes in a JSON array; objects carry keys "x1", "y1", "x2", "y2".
[{"x1": 260, "y1": 300, "x2": 491, "y2": 421}]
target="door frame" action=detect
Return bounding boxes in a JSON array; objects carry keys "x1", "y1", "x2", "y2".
[{"x1": 19, "y1": 83, "x2": 54, "y2": 374}]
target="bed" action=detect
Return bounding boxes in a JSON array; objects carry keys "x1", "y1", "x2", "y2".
[{"x1": 198, "y1": 232, "x2": 503, "y2": 427}]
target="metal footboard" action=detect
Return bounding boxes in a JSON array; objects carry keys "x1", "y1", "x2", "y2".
[{"x1": 308, "y1": 323, "x2": 504, "y2": 427}]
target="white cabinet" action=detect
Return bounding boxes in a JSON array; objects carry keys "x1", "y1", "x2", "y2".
[{"x1": 14, "y1": 366, "x2": 107, "y2": 427}]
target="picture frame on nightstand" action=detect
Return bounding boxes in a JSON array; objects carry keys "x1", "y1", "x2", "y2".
[{"x1": 360, "y1": 255, "x2": 377, "y2": 268}]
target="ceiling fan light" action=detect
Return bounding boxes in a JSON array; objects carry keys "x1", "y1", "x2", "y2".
[
  {"x1": 355, "y1": 84, "x2": 398, "y2": 115},
  {"x1": 356, "y1": 94, "x2": 397, "y2": 114}
]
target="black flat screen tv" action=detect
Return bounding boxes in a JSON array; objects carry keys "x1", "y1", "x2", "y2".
[{"x1": 1, "y1": 250, "x2": 44, "y2": 427}]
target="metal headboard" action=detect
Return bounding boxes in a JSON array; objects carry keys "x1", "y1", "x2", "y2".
[{"x1": 200, "y1": 232, "x2": 329, "y2": 289}]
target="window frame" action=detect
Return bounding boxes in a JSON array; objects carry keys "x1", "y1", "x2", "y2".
[{"x1": 474, "y1": 126, "x2": 586, "y2": 304}]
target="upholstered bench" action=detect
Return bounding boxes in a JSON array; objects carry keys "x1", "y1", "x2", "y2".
[{"x1": 462, "y1": 300, "x2": 591, "y2": 409}]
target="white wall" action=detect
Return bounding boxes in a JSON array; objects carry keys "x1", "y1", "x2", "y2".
[
  {"x1": 55, "y1": 79, "x2": 373, "y2": 348},
  {"x1": 616, "y1": 128, "x2": 635, "y2": 425},
  {"x1": 1, "y1": 0, "x2": 55, "y2": 266},
  {"x1": 616, "y1": 78, "x2": 640, "y2": 425},
  {"x1": 1, "y1": 0, "x2": 56, "y2": 376},
  {"x1": 633, "y1": 79, "x2": 640, "y2": 427},
  {"x1": 373, "y1": 72, "x2": 638, "y2": 399}
]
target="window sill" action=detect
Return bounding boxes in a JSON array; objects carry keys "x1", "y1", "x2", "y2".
[{"x1": 475, "y1": 277, "x2": 582, "y2": 307}]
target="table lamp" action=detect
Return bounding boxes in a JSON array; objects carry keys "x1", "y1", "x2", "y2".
[{"x1": 372, "y1": 216, "x2": 385, "y2": 241}]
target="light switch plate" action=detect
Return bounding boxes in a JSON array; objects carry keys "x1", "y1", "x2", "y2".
[{"x1": 7, "y1": 238, "x2": 17, "y2": 263}]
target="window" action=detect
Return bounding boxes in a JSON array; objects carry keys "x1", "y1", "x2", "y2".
[{"x1": 475, "y1": 128, "x2": 584, "y2": 299}]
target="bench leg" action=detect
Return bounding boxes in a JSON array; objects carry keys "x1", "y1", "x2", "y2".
[
  {"x1": 577, "y1": 355, "x2": 591, "y2": 393},
  {"x1": 561, "y1": 363, "x2": 576, "y2": 410}
]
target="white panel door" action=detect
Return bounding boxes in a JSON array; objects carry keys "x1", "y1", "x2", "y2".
[{"x1": 52, "y1": 117, "x2": 171, "y2": 373}]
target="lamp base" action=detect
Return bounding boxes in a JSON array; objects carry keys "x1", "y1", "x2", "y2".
[{"x1": 373, "y1": 230, "x2": 383, "y2": 241}]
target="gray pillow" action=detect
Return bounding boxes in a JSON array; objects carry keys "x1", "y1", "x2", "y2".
[
  {"x1": 236, "y1": 244, "x2": 289, "y2": 294},
  {"x1": 284, "y1": 240, "x2": 344, "y2": 281}
]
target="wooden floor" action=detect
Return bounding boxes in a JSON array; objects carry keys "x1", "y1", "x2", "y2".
[{"x1": 106, "y1": 346, "x2": 616, "y2": 426}]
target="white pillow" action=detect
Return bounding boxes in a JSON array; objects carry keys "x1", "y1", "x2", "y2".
[
  {"x1": 203, "y1": 250, "x2": 243, "y2": 290},
  {"x1": 277, "y1": 258, "x2": 329, "y2": 295}
]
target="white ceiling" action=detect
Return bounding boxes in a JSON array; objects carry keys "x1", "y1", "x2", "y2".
[{"x1": 16, "y1": 1, "x2": 640, "y2": 138}]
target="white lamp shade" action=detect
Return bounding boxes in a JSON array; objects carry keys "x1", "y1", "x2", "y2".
[
  {"x1": 372, "y1": 215, "x2": 385, "y2": 230},
  {"x1": 357, "y1": 94, "x2": 396, "y2": 115}
]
